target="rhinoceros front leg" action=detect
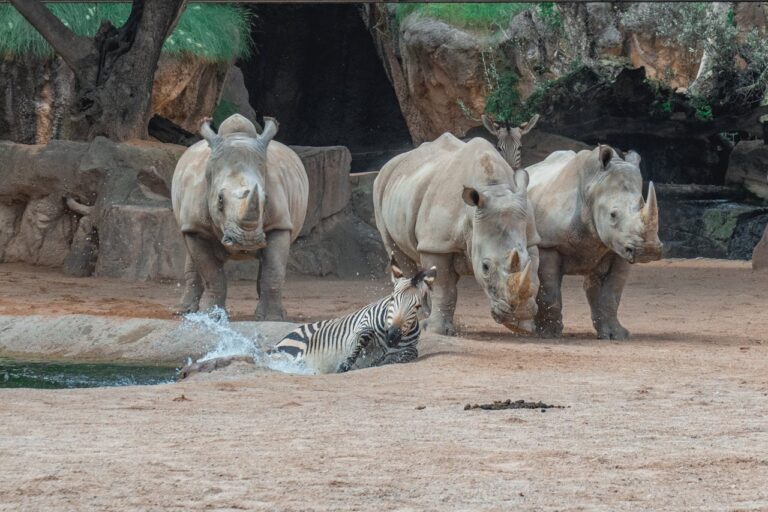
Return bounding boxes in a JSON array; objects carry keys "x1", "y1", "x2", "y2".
[
  {"x1": 255, "y1": 229, "x2": 290, "y2": 321},
  {"x1": 173, "y1": 253, "x2": 203, "y2": 315},
  {"x1": 584, "y1": 253, "x2": 631, "y2": 340},
  {"x1": 184, "y1": 233, "x2": 227, "y2": 312},
  {"x1": 419, "y1": 252, "x2": 458, "y2": 336},
  {"x1": 535, "y1": 248, "x2": 564, "y2": 338}
]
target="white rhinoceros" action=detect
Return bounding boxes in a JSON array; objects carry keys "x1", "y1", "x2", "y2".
[
  {"x1": 374, "y1": 133, "x2": 540, "y2": 335},
  {"x1": 171, "y1": 114, "x2": 308, "y2": 320},
  {"x1": 525, "y1": 145, "x2": 662, "y2": 339}
]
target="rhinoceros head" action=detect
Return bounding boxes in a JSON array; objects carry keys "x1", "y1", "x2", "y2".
[
  {"x1": 588, "y1": 146, "x2": 662, "y2": 263},
  {"x1": 463, "y1": 168, "x2": 538, "y2": 326},
  {"x1": 482, "y1": 113, "x2": 539, "y2": 170},
  {"x1": 199, "y1": 115, "x2": 278, "y2": 252}
]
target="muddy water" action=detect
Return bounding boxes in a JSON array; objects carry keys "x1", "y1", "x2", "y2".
[{"x1": 0, "y1": 357, "x2": 178, "y2": 389}]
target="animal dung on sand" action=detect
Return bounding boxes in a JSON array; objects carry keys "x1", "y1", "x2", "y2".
[{"x1": 464, "y1": 399, "x2": 565, "y2": 411}]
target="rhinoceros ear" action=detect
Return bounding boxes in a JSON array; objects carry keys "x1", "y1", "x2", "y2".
[
  {"x1": 462, "y1": 186, "x2": 484, "y2": 208},
  {"x1": 625, "y1": 150, "x2": 642, "y2": 167},
  {"x1": 200, "y1": 117, "x2": 222, "y2": 149},
  {"x1": 599, "y1": 145, "x2": 614, "y2": 169}
]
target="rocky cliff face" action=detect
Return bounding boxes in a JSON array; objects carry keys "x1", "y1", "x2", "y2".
[{"x1": 364, "y1": 3, "x2": 767, "y2": 142}]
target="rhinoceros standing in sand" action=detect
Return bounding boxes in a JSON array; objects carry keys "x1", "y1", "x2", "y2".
[
  {"x1": 374, "y1": 133, "x2": 540, "y2": 335},
  {"x1": 525, "y1": 145, "x2": 662, "y2": 339},
  {"x1": 171, "y1": 114, "x2": 309, "y2": 320}
]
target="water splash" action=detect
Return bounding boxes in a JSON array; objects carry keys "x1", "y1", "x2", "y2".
[{"x1": 178, "y1": 307, "x2": 313, "y2": 375}]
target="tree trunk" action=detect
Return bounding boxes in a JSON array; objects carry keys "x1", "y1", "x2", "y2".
[{"x1": 9, "y1": 0, "x2": 186, "y2": 142}]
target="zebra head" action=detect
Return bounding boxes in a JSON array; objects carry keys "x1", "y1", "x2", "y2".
[
  {"x1": 482, "y1": 113, "x2": 540, "y2": 170},
  {"x1": 386, "y1": 254, "x2": 437, "y2": 347}
]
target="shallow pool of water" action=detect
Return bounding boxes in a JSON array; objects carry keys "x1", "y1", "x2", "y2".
[{"x1": 0, "y1": 358, "x2": 178, "y2": 389}]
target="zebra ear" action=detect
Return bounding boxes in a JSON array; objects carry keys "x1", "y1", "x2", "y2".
[
  {"x1": 390, "y1": 253, "x2": 404, "y2": 281},
  {"x1": 422, "y1": 266, "x2": 437, "y2": 289}
]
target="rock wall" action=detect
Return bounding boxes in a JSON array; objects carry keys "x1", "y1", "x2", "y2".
[{"x1": 0, "y1": 139, "x2": 386, "y2": 281}]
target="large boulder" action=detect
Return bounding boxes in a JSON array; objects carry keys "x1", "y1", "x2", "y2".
[
  {"x1": 219, "y1": 65, "x2": 259, "y2": 126},
  {"x1": 349, "y1": 172, "x2": 378, "y2": 227},
  {"x1": 292, "y1": 145, "x2": 352, "y2": 235},
  {"x1": 726, "y1": 140, "x2": 768, "y2": 200},
  {"x1": 96, "y1": 204, "x2": 185, "y2": 280},
  {"x1": 151, "y1": 54, "x2": 230, "y2": 134},
  {"x1": 659, "y1": 198, "x2": 768, "y2": 259},
  {"x1": 288, "y1": 210, "x2": 388, "y2": 278}
]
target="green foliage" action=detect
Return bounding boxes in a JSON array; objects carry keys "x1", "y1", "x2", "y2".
[
  {"x1": 537, "y1": 2, "x2": 561, "y2": 32},
  {"x1": 690, "y1": 96, "x2": 714, "y2": 120},
  {"x1": 212, "y1": 99, "x2": 239, "y2": 128},
  {"x1": 484, "y1": 70, "x2": 524, "y2": 124},
  {"x1": 0, "y1": 3, "x2": 252, "y2": 62},
  {"x1": 394, "y1": 3, "x2": 532, "y2": 31}
]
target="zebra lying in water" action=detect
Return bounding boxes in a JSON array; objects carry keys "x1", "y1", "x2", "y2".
[{"x1": 273, "y1": 256, "x2": 436, "y2": 374}]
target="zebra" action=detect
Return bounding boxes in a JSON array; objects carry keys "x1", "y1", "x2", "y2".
[{"x1": 272, "y1": 256, "x2": 436, "y2": 374}]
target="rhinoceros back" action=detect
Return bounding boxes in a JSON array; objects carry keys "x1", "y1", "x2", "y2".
[{"x1": 374, "y1": 133, "x2": 514, "y2": 260}]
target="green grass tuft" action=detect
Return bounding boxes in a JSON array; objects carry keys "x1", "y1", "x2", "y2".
[
  {"x1": 395, "y1": 3, "x2": 533, "y2": 31},
  {"x1": 0, "y1": 3, "x2": 252, "y2": 62}
]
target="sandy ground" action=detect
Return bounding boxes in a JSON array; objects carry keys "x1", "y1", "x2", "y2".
[{"x1": 0, "y1": 260, "x2": 767, "y2": 511}]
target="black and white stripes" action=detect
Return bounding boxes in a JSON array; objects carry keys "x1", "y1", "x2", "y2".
[{"x1": 273, "y1": 258, "x2": 436, "y2": 374}]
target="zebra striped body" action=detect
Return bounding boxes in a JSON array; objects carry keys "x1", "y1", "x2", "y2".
[
  {"x1": 275, "y1": 296, "x2": 420, "y2": 374},
  {"x1": 274, "y1": 259, "x2": 435, "y2": 374}
]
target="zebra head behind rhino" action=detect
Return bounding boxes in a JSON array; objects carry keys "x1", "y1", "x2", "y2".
[
  {"x1": 273, "y1": 256, "x2": 437, "y2": 374},
  {"x1": 482, "y1": 113, "x2": 539, "y2": 170}
]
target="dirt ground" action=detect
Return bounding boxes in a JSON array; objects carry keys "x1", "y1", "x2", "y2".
[{"x1": 0, "y1": 260, "x2": 767, "y2": 511}]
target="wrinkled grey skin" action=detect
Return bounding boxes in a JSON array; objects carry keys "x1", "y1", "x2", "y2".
[
  {"x1": 171, "y1": 114, "x2": 308, "y2": 320},
  {"x1": 374, "y1": 133, "x2": 540, "y2": 336},
  {"x1": 482, "y1": 113, "x2": 539, "y2": 170},
  {"x1": 526, "y1": 146, "x2": 662, "y2": 340}
]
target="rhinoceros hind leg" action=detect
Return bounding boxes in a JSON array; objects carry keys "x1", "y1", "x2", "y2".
[
  {"x1": 535, "y1": 249, "x2": 564, "y2": 338},
  {"x1": 419, "y1": 252, "x2": 458, "y2": 336},
  {"x1": 584, "y1": 253, "x2": 630, "y2": 340},
  {"x1": 255, "y1": 230, "x2": 290, "y2": 321},
  {"x1": 184, "y1": 233, "x2": 227, "y2": 312},
  {"x1": 173, "y1": 253, "x2": 203, "y2": 315}
]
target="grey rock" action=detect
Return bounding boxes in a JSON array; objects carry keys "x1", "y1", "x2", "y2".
[
  {"x1": 726, "y1": 140, "x2": 768, "y2": 200},
  {"x1": 659, "y1": 199, "x2": 768, "y2": 259},
  {"x1": 95, "y1": 204, "x2": 185, "y2": 280},
  {"x1": 292, "y1": 145, "x2": 352, "y2": 235},
  {"x1": 753, "y1": 224, "x2": 768, "y2": 271},
  {"x1": 349, "y1": 172, "x2": 378, "y2": 227},
  {"x1": 220, "y1": 65, "x2": 259, "y2": 126},
  {"x1": 289, "y1": 210, "x2": 387, "y2": 278}
]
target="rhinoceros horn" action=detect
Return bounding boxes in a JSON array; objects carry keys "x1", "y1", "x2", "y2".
[
  {"x1": 508, "y1": 259, "x2": 533, "y2": 300},
  {"x1": 642, "y1": 181, "x2": 659, "y2": 235}
]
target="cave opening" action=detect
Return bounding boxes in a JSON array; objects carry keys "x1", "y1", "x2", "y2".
[{"x1": 238, "y1": 4, "x2": 412, "y2": 172}]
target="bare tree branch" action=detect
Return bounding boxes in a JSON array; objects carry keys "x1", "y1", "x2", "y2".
[{"x1": 9, "y1": 0, "x2": 92, "y2": 72}]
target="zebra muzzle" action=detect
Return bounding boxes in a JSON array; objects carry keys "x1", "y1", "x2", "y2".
[{"x1": 386, "y1": 327, "x2": 402, "y2": 347}]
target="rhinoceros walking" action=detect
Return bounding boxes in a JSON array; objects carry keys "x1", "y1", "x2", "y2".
[
  {"x1": 374, "y1": 133, "x2": 540, "y2": 335},
  {"x1": 171, "y1": 114, "x2": 308, "y2": 320},
  {"x1": 526, "y1": 146, "x2": 662, "y2": 339}
]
